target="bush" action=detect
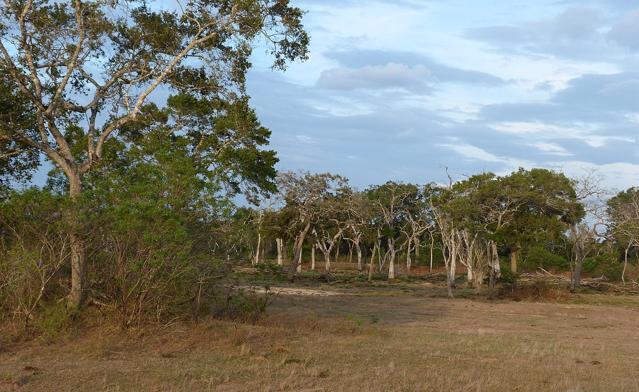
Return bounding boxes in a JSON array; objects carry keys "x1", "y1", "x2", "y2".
[
  {"x1": 521, "y1": 246, "x2": 569, "y2": 271},
  {"x1": 0, "y1": 189, "x2": 69, "y2": 330},
  {"x1": 583, "y1": 254, "x2": 623, "y2": 281}
]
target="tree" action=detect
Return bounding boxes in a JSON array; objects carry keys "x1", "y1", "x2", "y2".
[
  {"x1": 0, "y1": 65, "x2": 38, "y2": 185},
  {"x1": 367, "y1": 182, "x2": 419, "y2": 279},
  {"x1": 343, "y1": 190, "x2": 373, "y2": 272},
  {"x1": 0, "y1": 0, "x2": 308, "y2": 308},
  {"x1": 497, "y1": 169, "x2": 584, "y2": 274},
  {"x1": 277, "y1": 172, "x2": 348, "y2": 280},
  {"x1": 607, "y1": 187, "x2": 639, "y2": 283}
]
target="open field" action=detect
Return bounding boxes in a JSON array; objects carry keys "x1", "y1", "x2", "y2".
[{"x1": 1, "y1": 277, "x2": 639, "y2": 392}]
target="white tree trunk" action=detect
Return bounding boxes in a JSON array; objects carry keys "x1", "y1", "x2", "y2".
[
  {"x1": 356, "y1": 242, "x2": 362, "y2": 272},
  {"x1": 276, "y1": 238, "x2": 283, "y2": 266},
  {"x1": 254, "y1": 232, "x2": 261, "y2": 265},
  {"x1": 406, "y1": 237, "x2": 412, "y2": 274}
]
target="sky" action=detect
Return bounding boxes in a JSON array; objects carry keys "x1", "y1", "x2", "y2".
[{"x1": 245, "y1": 0, "x2": 639, "y2": 192}]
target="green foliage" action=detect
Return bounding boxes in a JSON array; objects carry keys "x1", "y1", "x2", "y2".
[
  {"x1": 499, "y1": 263, "x2": 518, "y2": 285},
  {"x1": 522, "y1": 246, "x2": 570, "y2": 271},
  {"x1": 583, "y1": 254, "x2": 624, "y2": 281}
]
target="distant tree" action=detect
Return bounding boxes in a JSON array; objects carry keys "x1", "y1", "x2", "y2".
[
  {"x1": 0, "y1": 0, "x2": 308, "y2": 308},
  {"x1": 366, "y1": 182, "x2": 419, "y2": 279},
  {"x1": 277, "y1": 172, "x2": 348, "y2": 280},
  {"x1": 497, "y1": 169, "x2": 584, "y2": 274},
  {"x1": 607, "y1": 187, "x2": 639, "y2": 283}
]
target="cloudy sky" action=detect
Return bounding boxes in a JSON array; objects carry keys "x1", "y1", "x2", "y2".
[{"x1": 246, "y1": 0, "x2": 639, "y2": 191}]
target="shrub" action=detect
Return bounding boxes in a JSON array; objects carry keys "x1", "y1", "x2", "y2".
[
  {"x1": 521, "y1": 246, "x2": 569, "y2": 271},
  {"x1": 583, "y1": 253, "x2": 624, "y2": 281}
]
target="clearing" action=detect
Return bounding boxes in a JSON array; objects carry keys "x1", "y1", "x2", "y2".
[{"x1": 1, "y1": 281, "x2": 639, "y2": 391}]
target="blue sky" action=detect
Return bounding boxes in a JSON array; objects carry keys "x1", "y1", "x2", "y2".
[{"x1": 246, "y1": 0, "x2": 639, "y2": 191}]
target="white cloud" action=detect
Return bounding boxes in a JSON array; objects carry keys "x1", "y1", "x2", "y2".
[
  {"x1": 490, "y1": 121, "x2": 635, "y2": 147},
  {"x1": 528, "y1": 142, "x2": 572, "y2": 156},
  {"x1": 317, "y1": 63, "x2": 431, "y2": 91}
]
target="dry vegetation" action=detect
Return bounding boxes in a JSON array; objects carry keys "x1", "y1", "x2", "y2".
[{"x1": 1, "y1": 271, "x2": 638, "y2": 392}]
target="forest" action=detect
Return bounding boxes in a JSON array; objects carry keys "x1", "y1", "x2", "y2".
[{"x1": 1, "y1": 1, "x2": 638, "y2": 391}]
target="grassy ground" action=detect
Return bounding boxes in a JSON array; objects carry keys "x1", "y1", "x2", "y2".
[{"x1": 1, "y1": 268, "x2": 639, "y2": 391}]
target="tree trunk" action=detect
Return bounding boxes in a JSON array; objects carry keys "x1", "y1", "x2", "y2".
[
  {"x1": 323, "y1": 249, "x2": 331, "y2": 272},
  {"x1": 254, "y1": 232, "x2": 261, "y2": 265},
  {"x1": 429, "y1": 233, "x2": 434, "y2": 273},
  {"x1": 406, "y1": 238, "x2": 412, "y2": 275},
  {"x1": 67, "y1": 172, "x2": 86, "y2": 310},
  {"x1": 289, "y1": 222, "x2": 310, "y2": 281},
  {"x1": 276, "y1": 238, "x2": 283, "y2": 266},
  {"x1": 368, "y1": 244, "x2": 376, "y2": 282},
  {"x1": 388, "y1": 240, "x2": 396, "y2": 280},
  {"x1": 356, "y1": 241, "x2": 362, "y2": 272},
  {"x1": 510, "y1": 243, "x2": 520, "y2": 274}
]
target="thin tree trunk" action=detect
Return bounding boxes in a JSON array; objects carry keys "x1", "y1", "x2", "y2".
[
  {"x1": 406, "y1": 237, "x2": 412, "y2": 275},
  {"x1": 368, "y1": 244, "x2": 377, "y2": 281},
  {"x1": 67, "y1": 172, "x2": 86, "y2": 310},
  {"x1": 324, "y1": 250, "x2": 331, "y2": 272},
  {"x1": 289, "y1": 222, "x2": 310, "y2": 281},
  {"x1": 510, "y1": 242, "x2": 520, "y2": 274},
  {"x1": 254, "y1": 232, "x2": 261, "y2": 265},
  {"x1": 429, "y1": 233, "x2": 434, "y2": 273},
  {"x1": 276, "y1": 238, "x2": 283, "y2": 266},
  {"x1": 388, "y1": 240, "x2": 396, "y2": 279}
]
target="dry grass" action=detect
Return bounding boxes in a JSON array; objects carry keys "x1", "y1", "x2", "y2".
[{"x1": 1, "y1": 284, "x2": 639, "y2": 391}]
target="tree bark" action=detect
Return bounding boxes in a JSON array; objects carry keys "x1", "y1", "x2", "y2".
[
  {"x1": 254, "y1": 232, "x2": 261, "y2": 265},
  {"x1": 368, "y1": 244, "x2": 377, "y2": 282},
  {"x1": 355, "y1": 241, "x2": 362, "y2": 272},
  {"x1": 276, "y1": 238, "x2": 283, "y2": 266},
  {"x1": 429, "y1": 232, "x2": 434, "y2": 273},
  {"x1": 67, "y1": 171, "x2": 86, "y2": 310},
  {"x1": 406, "y1": 237, "x2": 412, "y2": 275},
  {"x1": 510, "y1": 243, "x2": 520, "y2": 274},
  {"x1": 324, "y1": 252, "x2": 330, "y2": 272},
  {"x1": 289, "y1": 222, "x2": 311, "y2": 281},
  {"x1": 388, "y1": 240, "x2": 396, "y2": 280}
]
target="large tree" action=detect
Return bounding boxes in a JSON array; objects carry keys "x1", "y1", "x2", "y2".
[{"x1": 0, "y1": 0, "x2": 308, "y2": 308}]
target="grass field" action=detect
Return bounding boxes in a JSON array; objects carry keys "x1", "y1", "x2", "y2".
[{"x1": 1, "y1": 270, "x2": 639, "y2": 391}]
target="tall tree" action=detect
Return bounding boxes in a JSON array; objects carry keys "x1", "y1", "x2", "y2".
[{"x1": 0, "y1": 0, "x2": 308, "y2": 308}]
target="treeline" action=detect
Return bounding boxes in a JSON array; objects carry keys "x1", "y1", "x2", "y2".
[{"x1": 237, "y1": 170, "x2": 639, "y2": 295}]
